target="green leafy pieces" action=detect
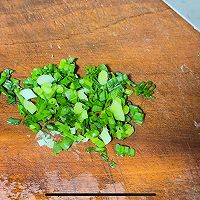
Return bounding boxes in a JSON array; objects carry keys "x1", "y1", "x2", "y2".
[
  {"x1": 0, "y1": 69, "x2": 18, "y2": 104},
  {"x1": 129, "y1": 105, "x2": 144, "y2": 125},
  {"x1": 91, "y1": 137, "x2": 105, "y2": 148},
  {"x1": 0, "y1": 68, "x2": 14, "y2": 85},
  {"x1": 100, "y1": 152, "x2": 117, "y2": 168},
  {"x1": 134, "y1": 81, "x2": 156, "y2": 98},
  {"x1": 36, "y1": 130, "x2": 54, "y2": 148},
  {"x1": 53, "y1": 142, "x2": 62, "y2": 154},
  {"x1": 60, "y1": 137, "x2": 74, "y2": 150},
  {"x1": 110, "y1": 97, "x2": 125, "y2": 121},
  {"x1": 116, "y1": 144, "x2": 135, "y2": 157},
  {"x1": 115, "y1": 124, "x2": 135, "y2": 140},
  {"x1": 98, "y1": 70, "x2": 108, "y2": 85},
  {"x1": 65, "y1": 89, "x2": 78, "y2": 103},
  {"x1": 73, "y1": 102, "x2": 88, "y2": 122},
  {"x1": 37, "y1": 75, "x2": 55, "y2": 85},
  {"x1": 86, "y1": 147, "x2": 106, "y2": 153},
  {"x1": 20, "y1": 89, "x2": 37, "y2": 100},
  {"x1": 58, "y1": 58, "x2": 76, "y2": 75},
  {"x1": 99, "y1": 127, "x2": 111, "y2": 145},
  {"x1": 86, "y1": 147, "x2": 116, "y2": 168},
  {"x1": 7, "y1": 117, "x2": 21, "y2": 125},
  {"x1": 78, "y1": 89, "x2": 88, "y2": 101},
  {"x1": 0, "y1": 57, "x2": 155, "y2": 168},
  {"x1": 23, "y1": 100, "x2": 37, "y2": 114}
]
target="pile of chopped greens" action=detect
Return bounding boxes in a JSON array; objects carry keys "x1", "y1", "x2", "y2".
[{"x1": 0, "y1": 58, "x2": 155, "y2": 167}]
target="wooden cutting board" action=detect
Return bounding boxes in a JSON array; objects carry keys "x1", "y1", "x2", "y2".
[{"x1": 0, "y1": 0, "x2": 200, "y2": 199}]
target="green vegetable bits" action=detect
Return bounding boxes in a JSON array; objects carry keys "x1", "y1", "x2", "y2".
[
  {"x1": 0, "y1": 58, "x2": 156, "y2": 168},
  {"x1": 116, "y1": 144, "x2": 135, "y2": 157},
  {"x1": 7, "y1": 117, "x2": 21, "y2": 125}
]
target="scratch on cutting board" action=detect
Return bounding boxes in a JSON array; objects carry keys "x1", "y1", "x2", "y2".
[
  {"x1": 176, "y1": 83, "x2": 188, "y2": 117},
  {"x1": 180, "y1": 64, "x2": 190, "y2": 73},
  {"x1": 180, "y1": 64, "x2": 200, "y2": 85},
  {"x1": 176, "y1": 64, "x2": 200, "y2": 117},
  {"x1": 172, "y1": 171, "x2": 200, "y2": 200},
  {"x1": 71, "y1": 149, "x2": 80, "y2": 160},
  {"x1": 49, "y1": 44, "x2": 53, "y2": 49},
  {"x1": 193, "y1": 121, "x2": 200, "y2": 129}
]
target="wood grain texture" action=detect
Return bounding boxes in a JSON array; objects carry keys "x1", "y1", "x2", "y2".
[{"x1": 0, "y1": 0, "x2": 200, "y2": 199}]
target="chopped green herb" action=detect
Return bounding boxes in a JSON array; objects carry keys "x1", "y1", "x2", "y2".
[
  {"x1": 99, "y1": 127, "x2": 111, "y2": 145},
  {"x1": 110, "y1": 97, "x2": 125, "y2": 121},
  {"x1": 129, "y1": 105, "x2": 144, "y2": 125},
  {"x1": 116, "y1": 144, "x2": 135, "y2": 157},
  {"x1": 7, "y1": 117, "x2": 21, "y2": 125},
  {"x1": 0, "y1": 57, "x2": 155, "y2": 167},
  {"x1": 98, "y1": 70, "x2": 108, "y2": 85},
  {"x1": 134, "y1": 81, "x2": 156, "y2": 98},
  {"x1": 20, "y1": 88, "x2": 37, "y2": 100},
  {"x1": 37, "y1": 75, "x2": 55, "y2": 85}
]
